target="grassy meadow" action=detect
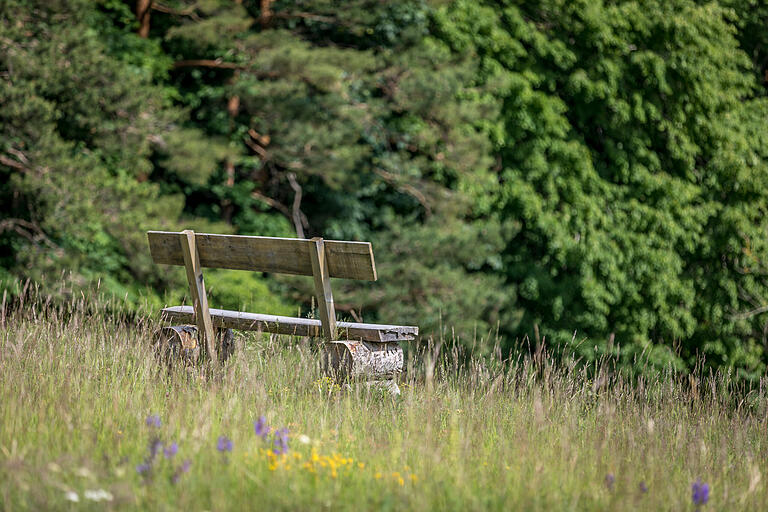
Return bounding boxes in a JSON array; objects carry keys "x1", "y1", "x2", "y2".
[{"x1": 1, "y1": 293, "x2": 767, "y2": 511}]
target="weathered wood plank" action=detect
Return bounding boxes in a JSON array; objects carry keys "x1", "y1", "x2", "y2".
[
  {"x1": 180, "y1": 230, "x2": 217, "y2": 364},
  {"x1": 147, "y1": 231, "x2": 376, "y2": 281},
  {"x1": 309, "y1": 237, "x2": 337, "y2": 340},
  {"x1": 161, "y1": 306, "x2": 418, "y2": 342}
]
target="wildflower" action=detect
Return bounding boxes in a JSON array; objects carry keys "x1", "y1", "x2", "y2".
[
  {"x1": 297, "y1": 434, "x2": 310, "y2": 445},
  {"x1": 84, "y1": 489, "x2": 113, "y2": 502},
  {"x1": 164, "y1": 442, "x2": 178, "y2": 458},
  {"x1": 64, "y1": 491, "x2": 79, "y2": 502},
  {"x1": 254, "y1": 416, "x2": 269, "y2": 438},
  {"x1": 75, "y1": 467, "x2": 94, "y2": 478},
  {"x1": 639, "y1": 481, "x2": 648, "y2": 494},
  {"x1": 217, "y1": 436, "x2": 233, "y2": 452},
  {"x1": 273, "y1": 428, "x2": 289, "y2": 455},
  {"x1": 136, "y1": 463, "x2": 150, "y2": 475},
  {"x1": 145, "y1": 415, "x2": 161, "y2": 428},
  {"x1": 605, "y1": 473, "x2": 615, "y2": 490},
  {"x1": 149, "y1": 439, "x2": 163, "y2": 458},
  {"x1": 692, "y1": 479, "x2": 710, "y2": 507},
  {"x1": 171, "y1": 459, "x2": 192, "y2": 484}
]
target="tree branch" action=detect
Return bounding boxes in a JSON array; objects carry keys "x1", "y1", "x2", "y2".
[
  {"x1": 287, "y1": 172, "x2": 307, "y2": 238},
  {"x1": 0, "y1": 155, "x2": 28, "y2": 171},
  {"x1": 150, "y1": 1, "x2": 201, "y2": 20},
  {"x1": 173, "y1": 59, "x2": 244, "y2": 70},
  {"x1": 251, "y1": 190, "x2": 291, "y2": 218},
  {"x1": 244, "y1": 136, "x2": 268, "y2": 158},
  {"x1": 374, "y1": 167, "x2": 432, "y2": 216},
  {"x1": 273, "y1": 11, "x2": 338, "y2": 24},
  {"x1": 0, "y1": 218, "x2": 60, "y2": 250},
  {"x1": 731, "y1": 304, "x2": 768, "y2": 320}
]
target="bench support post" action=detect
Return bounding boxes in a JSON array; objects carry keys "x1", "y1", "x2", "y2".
[
  {"x1": 180, "y1": 229, "x2": 217, "y2": 364},
  {"x1": 309, "y1": 237, "x2": 337, "y2": 340},
  {"x1": 321, "y1": 341, "x2": 403, "y2": 396}
]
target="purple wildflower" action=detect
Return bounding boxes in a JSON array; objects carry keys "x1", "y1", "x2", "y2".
[
  {"x1": 639, "y1": 481, "x2": 648, "y2": 494},
  {"x1": 171, "y1": 459, "x2": 192, "y2": 484},
  {"x1": 254, "y1": 416, "x2": 269, "y2": 438},
  {"x1": 164, "y1": 442, "x2": 178, "y2": 458},
  {"x1": 136, "y1": 463, "x2": 150, "y2": 475},
  {"x1": 605, "y1": 473, "x2": 615, "y2": 490},
  {"x1": 272, "y1": 428, "x2": 289, "y2": 455},
  {"x1": 217, "y1": 435, "x2": 233, "y2": 453},
  {"x1": 149, "y1": 439, "x2": 163, "y2": 458},
  {"x1": 692, "y1": 479, "x2": 710, "y2": 507},
  {"x1": 145, "y1": 414, "x2": 161, "y2": 428}
]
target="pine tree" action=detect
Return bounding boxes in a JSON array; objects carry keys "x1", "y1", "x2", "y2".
[{"x1": 151, "y1": 0, "x2": 505, "y2": 341}]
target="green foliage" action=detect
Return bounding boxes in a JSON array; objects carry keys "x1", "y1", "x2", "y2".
[
  {"x1": 435, "y1": 0, "x2": 768, "y2": 375},
  {"x1": 157, "y1": 0, "x2": 501, "y2": 343},
  {"x1": 205, "y1": 270, "x2": 295, "y2": 316},
  {"x1": 3, "y1": 0, "x2": 768, "y2": 377},
  {"x1": 0, "y1": 0, "x2": 285, "y2": 310}
]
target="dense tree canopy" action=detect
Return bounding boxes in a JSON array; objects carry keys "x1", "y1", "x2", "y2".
[{"x1": 2, "y1": 0, "x2": 768, "y2": 377}]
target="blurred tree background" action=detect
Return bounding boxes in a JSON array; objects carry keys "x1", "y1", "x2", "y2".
[{"x1": 2, "y1": 0, "x2": 768, "y2": 378}]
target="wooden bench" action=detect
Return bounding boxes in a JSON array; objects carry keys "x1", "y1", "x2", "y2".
[{"x1": 147, "y1": 230, "x2": 417, "y2": 392}]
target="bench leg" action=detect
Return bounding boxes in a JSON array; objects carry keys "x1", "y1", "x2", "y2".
[
  {"x1": 155, "y1": 325, "x2": 200, "y2": 374},
  {"x1": 155, "y1": 325, "x2": 235, "y2": 368},
  {"x1": 321, "y1": 340, "x2": 403, "y2": 396}
]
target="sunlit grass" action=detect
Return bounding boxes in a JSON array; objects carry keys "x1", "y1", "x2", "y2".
[{"x1": 1, "y1": 292, "x2": 767, "y2": 510}]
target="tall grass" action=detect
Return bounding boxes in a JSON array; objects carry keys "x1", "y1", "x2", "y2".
[{"x1": 1, "y1": 291, "x2": 766, "y2": 510}]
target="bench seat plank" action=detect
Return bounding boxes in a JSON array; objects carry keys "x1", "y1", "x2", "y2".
[{"x1": 161, "y1": 306, "x2": 418, "y2": 342}]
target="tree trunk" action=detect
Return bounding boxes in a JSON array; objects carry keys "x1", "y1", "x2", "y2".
[
  {"x1": 260, "y1": 0, "x2": 273, "y2": 27},
  {"x1": 136, "y1": 0, "x2": 151, "y2": 38}
]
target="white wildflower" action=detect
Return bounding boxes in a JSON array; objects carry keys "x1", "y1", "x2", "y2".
[
  {"x1": 84, "y1": 489, "x2": 113, "y2": 502},
  {"x1": 64, "y1": 491, "x2": 79, "y2": 502}
]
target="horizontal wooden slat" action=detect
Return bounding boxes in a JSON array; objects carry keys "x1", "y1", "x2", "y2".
[
  {"x1": 161, "y1": 306, "x2": 418, "y2": 342},
  {"x1": 147, "y1": 231, "x2": 376, "y2": 281}
]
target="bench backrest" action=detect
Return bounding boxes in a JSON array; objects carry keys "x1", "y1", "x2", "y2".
[
  {"x1": 147, "y1": 231, "x2": 377, "y2": 281},
  {"x1": 147, "y1": 230, "x2": 376, "y2": 360}
]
